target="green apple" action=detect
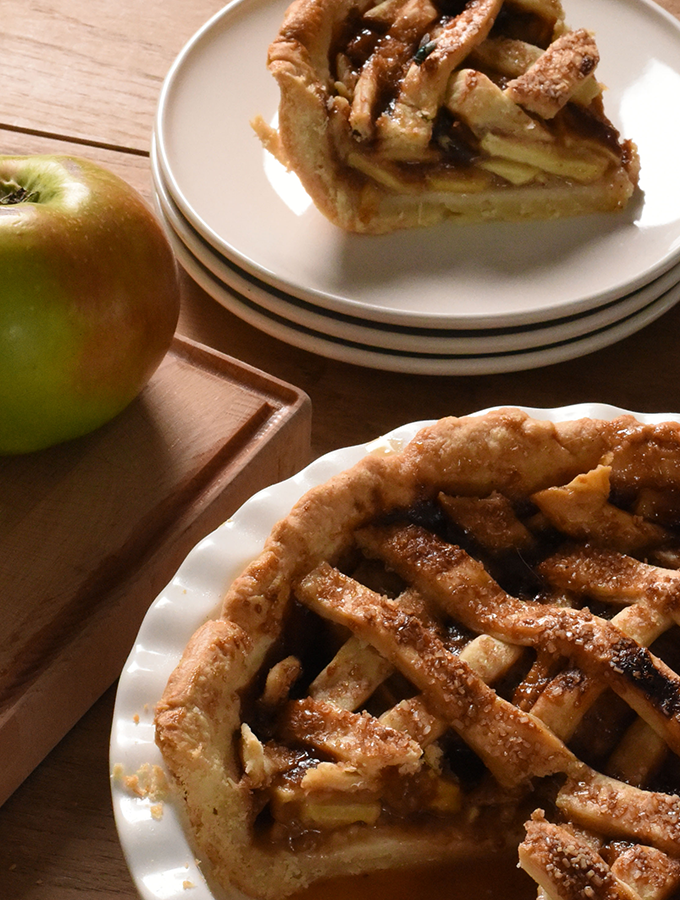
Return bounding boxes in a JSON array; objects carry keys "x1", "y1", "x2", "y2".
[{"x1": 0, "y1": 154, "x2": 181, "y2": 454}]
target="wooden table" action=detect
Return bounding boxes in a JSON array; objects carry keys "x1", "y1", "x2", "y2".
[{"x1": 2, "y1": 0, "x2": 680, "y2": 895}]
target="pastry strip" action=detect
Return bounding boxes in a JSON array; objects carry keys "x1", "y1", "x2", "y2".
[
  {"x1": 519, "y1": 813, "x2": 641, "y2": 900},
  {"x1": 349, "y1": 0, "x2": 438, "y2": 139},
  {"x1": 377, "y1": 0, "x2": 503, "y2": 159},
  {"x1": 533, "y1": 547, "x2": 680, "y2": 742},
  {"x1": 309, "y1": 635, "x2": 393, "y2": 709},
  {"x1": 537, "y1": 546, "x2": 680, "y2": 614},
  {"x1": 504, "y1": 28, "x2": 599, "y2": 119},
  {"x1": 557, "y1": 770, "x2": 680, "y2": 858},
  {"x1": 438, "y1": 489, "x2": 537, "y2": 554},
  {"x1": 280, "y1": 697, "x2": 423, "y2": 771},
  {"x1": 357, "y1": 523, "x2": 680, "y2": 753},
  {"x1": 605, "y1": 717, "x2": 668, "y2": 787},
  {"x1": 532, "y1": 466, "x2": 670, "y2": 553},
  {"x1": 378, "y1": 632, "x2": 524, "y2": 743},
  {"x1": 610, "y1": 844, "x2": 680, "y2": 900},
  {"x1": 296, "y1": 561, "x2": 577, "y2": 787}
]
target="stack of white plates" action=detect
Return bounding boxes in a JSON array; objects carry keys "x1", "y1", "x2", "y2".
[{"x1": 152, "y1": 0, "x2": 680, "y2": 375}]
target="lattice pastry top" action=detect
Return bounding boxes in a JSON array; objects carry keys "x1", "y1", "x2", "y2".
[
  {"x1": 155, "y1": 409, "x2": 680, "y2": 900},
  {"x1": 253, "y1": 0, "x2": 640, "y2": 232}
]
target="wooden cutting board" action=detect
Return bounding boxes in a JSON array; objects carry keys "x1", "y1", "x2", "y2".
[{"x1": 0, "y1": 335, "x2": 311, "y2": 806}]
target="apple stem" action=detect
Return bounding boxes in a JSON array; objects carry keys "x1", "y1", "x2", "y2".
[{"x1": 0, "y1": 181, "x2": 38, "y2": 205}]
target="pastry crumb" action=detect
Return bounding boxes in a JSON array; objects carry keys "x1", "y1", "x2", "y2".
[{"x1": 112, "y1": 762, "x2": 169, "y2": 802}]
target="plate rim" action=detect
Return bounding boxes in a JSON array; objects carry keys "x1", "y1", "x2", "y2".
[
  {"x1": 162, "y1": 217, "x2": 680, "y2": 376},
  {"x1": 152, "y1": 139, "x2": 680, "y2": 356}
]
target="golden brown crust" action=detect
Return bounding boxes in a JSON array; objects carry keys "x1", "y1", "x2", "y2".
[
  {"x1": 504, "y1": 28, "x2": 600, "y2": 118},
  {"x1": 155, "y1": 409, "x2": 680, "y2": 899},
  {"x1": 519, "y1": 812, "x2": 639, "y2": 900},
  {"x1": 261, "y1": 0, "x2": 640, "y2": 232}
]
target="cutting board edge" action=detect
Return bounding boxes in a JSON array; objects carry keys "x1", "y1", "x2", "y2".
[{"x1": 0, "y1": 339, "x2": 312, "y2": 807}]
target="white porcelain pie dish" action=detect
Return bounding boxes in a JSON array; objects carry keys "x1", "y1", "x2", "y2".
[{"x1": 110, "y1": 402, "x2": 680, "y2": 900}]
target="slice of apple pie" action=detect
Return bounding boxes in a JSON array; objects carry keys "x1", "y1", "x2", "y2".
[
  {"x1": 254, "y1": 0, "x2": 640, "y2": 232},
  {"x1": 155, "y1": 409, "x2": 680, "y2": 900}
]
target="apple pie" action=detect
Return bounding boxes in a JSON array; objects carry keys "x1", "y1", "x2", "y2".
[
  {"x1": 155, "y1": 409, "x2": 680, "y2": 900},
  {"x1": 254, "y1": 0, "x2": 640, "y2": 232}
]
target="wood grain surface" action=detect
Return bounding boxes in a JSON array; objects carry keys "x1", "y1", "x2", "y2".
[{"x1": 1, "y1": 0, "x2": 680, "y2": 895}]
